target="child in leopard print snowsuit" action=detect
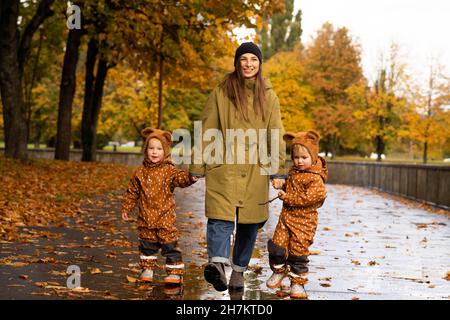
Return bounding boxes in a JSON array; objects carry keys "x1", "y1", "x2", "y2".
[
  {"x1": 121, "y1": 127, "x2": 197, "y2": 284},
  {"x1": 266, "y1": 130, "x2": 328, "y2": 299}
]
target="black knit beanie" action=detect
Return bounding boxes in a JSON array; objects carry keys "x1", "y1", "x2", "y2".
[{"x1": 234, "y1": 42, "x2": 263, "y2": 67}]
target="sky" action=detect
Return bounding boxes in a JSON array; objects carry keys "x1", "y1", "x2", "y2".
[{"x1": 234, "y1": 0, "x2": 450, "y2": 88}]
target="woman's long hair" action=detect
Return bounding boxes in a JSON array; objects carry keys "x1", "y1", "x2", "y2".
[{"x1": 219, "y1": 61, "x2": 267, "y2": 121}]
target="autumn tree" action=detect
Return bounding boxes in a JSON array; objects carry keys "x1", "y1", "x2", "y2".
[
  {"x1": 260, "y1": 0, "x2": 302, "y2": 60},
  {"x1": 304, "y1": 22, "x2": 364, "y2": 158},
  {"x1": 263, "y1": 47, "x2": 315, "y2": 132},
  {"x1": 401, "y1": 64, "x2": 450, "y2": 163},
  {"x1": 55, "y1": 2, "x2": 85, "y2": 160},
  {"x1": 0, "y1": 0, "x2": 55, "y2": 159}
]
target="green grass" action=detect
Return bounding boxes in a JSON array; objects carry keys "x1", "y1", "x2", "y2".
[
  {"x1": 102, "y1": 145, "x2": 142, "y2": 152},
  {"x1": 0, "y1": 142, "x2": 141, "y2": 152},
  {"x1": 0, "y1": 142, "x2": 48, "y2": 149}
]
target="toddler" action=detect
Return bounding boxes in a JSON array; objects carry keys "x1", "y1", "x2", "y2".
[
  {"x1": 266, "y1": 130, "x2": 328, "y2": 299},
  {"x1": 121, "y1": 127, "x2": 197, "y2": 284}
]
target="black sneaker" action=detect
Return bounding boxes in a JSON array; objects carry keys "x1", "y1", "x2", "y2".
[{"x1": 204, "y1": 262, "x2": 228, "y2": 292}]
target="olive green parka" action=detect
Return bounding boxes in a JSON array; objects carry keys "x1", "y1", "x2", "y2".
[{"x1": 189, "y1": 78, "x2": 286, "y2": 223}]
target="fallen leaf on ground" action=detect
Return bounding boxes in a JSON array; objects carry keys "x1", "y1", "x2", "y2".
[
  {"x1": 368, "y1": 260, "x2": 379, "y2": 266},
  {"x1": 46, "y1": 285, "x2": 67, "y2": 290},
  {"x1": 444, "y1": 272, "x2": 450, "y2": 281},
  {"x1": 19, "y1": 275, "x2": 29, "y2": 280},
  {"x1": 72, "y1": 287, "x2": 90, "y2": 293},
  {"x1": 319, "y1": 277, "x2": 332, "y2": 281},
  {"x1": 2, "y1": 261, "x2": 29, "y2": 267},
  {"x1": 31, "y1": 292, "x2": 51, "y2": 296},
  {"x1": 126, "y1": 275, "x2": 139, "y2": 283},
  {"x1": 35, "y1": 282, "x2": 48, "y2": 288},
  {"x1": 351, "y1": 260, "x2": 361, "y2": 265},
  {"x1": 276, "y1": 290, "x2": 289, "y2": 298},
  {"x1": 320, "y1": 283, "x2": 331, "y2": 287},
  {"x1": 309, "y1": 251, "x2": 320, "y2": 255},
  {"x1": 90, "y1": 268, "x2": 102, "y2": 275},
  {"x1": 249, "y1": 265, "x2": 263, "y2": 275}
]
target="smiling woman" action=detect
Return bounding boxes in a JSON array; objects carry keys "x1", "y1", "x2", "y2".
[
  {"x1": 239, "y1": 53, "x2": 260, "y2": 79},
  {"x1": 189, "y1": 42, "x2": 286, "y2": 294}
]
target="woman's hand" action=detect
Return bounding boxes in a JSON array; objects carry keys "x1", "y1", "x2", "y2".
[
  {"x1": 271, "y1": 178, "x2": 285, "y2": 190},
  {"x1": 122, "y1": 212, "x2": 129, "y2": 221},
  {"x1": 278, "y1": 190, "x2": 287, "y2": 200}
]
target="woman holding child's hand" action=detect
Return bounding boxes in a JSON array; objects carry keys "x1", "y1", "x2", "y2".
[{"x1": 189, "y1": 42, "x2": 286, "y2": 294}]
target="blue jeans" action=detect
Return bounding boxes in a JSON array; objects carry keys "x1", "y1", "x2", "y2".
[{"x1": 207, "y1": 213, "x2": 265, "y2": 272}]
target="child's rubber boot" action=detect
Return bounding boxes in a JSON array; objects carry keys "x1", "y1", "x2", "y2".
[
  {"x1": 290, "y1": 283, "x2": 308, "y2": 299},
  {"x1": 266, "y1": 272, "x2": 286, "y2": 289},
  {"x1": 139, "y1": 269, "x2": 154, "y2": 282},
  {"x1": 164, "y1": 274, "x2": 183, "y2": 284}
]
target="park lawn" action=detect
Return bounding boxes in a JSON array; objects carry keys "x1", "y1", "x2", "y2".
[
  {"x1": 0, "y1": 156, "x2": 134, "y2": 242},
  {"x1": 102, "y1": 145, "x2": 142, "y2": 152},
  {"x1": 0, "y1": 143, "x2": 142, "y2": 153},
  {"x1": 0, "y1": 142, "x2": 48, "y2": 149}
]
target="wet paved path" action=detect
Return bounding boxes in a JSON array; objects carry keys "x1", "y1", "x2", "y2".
[{"x1": 1, "y1": 180, "x2": 449, "y2": 300}]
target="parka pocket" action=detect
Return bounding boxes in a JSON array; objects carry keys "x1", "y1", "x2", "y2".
[{"x1": 205, "y1": 163, "x2": 223, "y2": 172}]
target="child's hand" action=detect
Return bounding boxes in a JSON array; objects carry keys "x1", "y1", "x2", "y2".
[
  {"x1": 272, "y1": 178, "x2": 285, "y2": 189},
  {"x1": 278, "y1": 190, "x2": 287, "y2": 200},
  {"x1": 191, "y1": 176, "x2": 199, "y2": 182},
  {"x1": 122, "y1": 212, "x2": 129, "y2": 221}
]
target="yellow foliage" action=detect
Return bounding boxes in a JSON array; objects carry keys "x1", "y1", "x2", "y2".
[{"x1": 264, "y1": 50, "x2": 315, "y2": 132}]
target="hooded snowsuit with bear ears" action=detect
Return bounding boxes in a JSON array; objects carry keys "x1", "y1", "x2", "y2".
[{"x1": 121, "y1": 128, "x2": 196, "y2": 273}]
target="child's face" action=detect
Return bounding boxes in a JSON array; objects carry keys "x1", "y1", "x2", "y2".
[
  {"x1": 147, "y1": 138, "x2": 164, "y2": 163},
  {"x1": 239, "y1": 53, "x2": 260, "y2": 79},
  {"x1": 293, "y1": 147, "x2": 312, "y2": 170}
]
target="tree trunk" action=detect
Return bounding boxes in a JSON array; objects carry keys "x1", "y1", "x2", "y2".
[
  {"x1": 0, "y1": 0, "x2": 54, "y2": 160},
  {"x1": 81, "y1": 38, "x2": 98, "y2": 162},
  {"x1": 81, "y1": 38, "x2": 109, "y2": 162},
  {"x1": 375, "y1": 135, "x2": 384, "y2": 162},
  {"x1": 25, "y1": 28, "x2": 44, "y2": 143},
  {"x1": 423, "y1": 141, "x2": 428, "y2": 164},
  {"x1": 0, "y1": 1, "x2": 27, "y2": 159},
  {"x1": 55, "y1": 28, "x2": 83, "y2": 160},
  {"x1": 376, "y1": 113, "x2": 385, "y2": 161},
  {"x1": 157, "y1": 53, "x2": 164, "y2": 129}
]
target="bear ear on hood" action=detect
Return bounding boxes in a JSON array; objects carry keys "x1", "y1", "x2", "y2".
[
  {"x1": 141, "y1": 127, "x2": 154, "y2": 138},
  {"x1": 283, "y1": 132, "x2": 298, "y2": 143},
  {"x1": 162, "y1": 131, "x2": 172, "y2": 144},
  {"x1": 305, "y1": 130, "x2": 320, "y2": 142}
]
